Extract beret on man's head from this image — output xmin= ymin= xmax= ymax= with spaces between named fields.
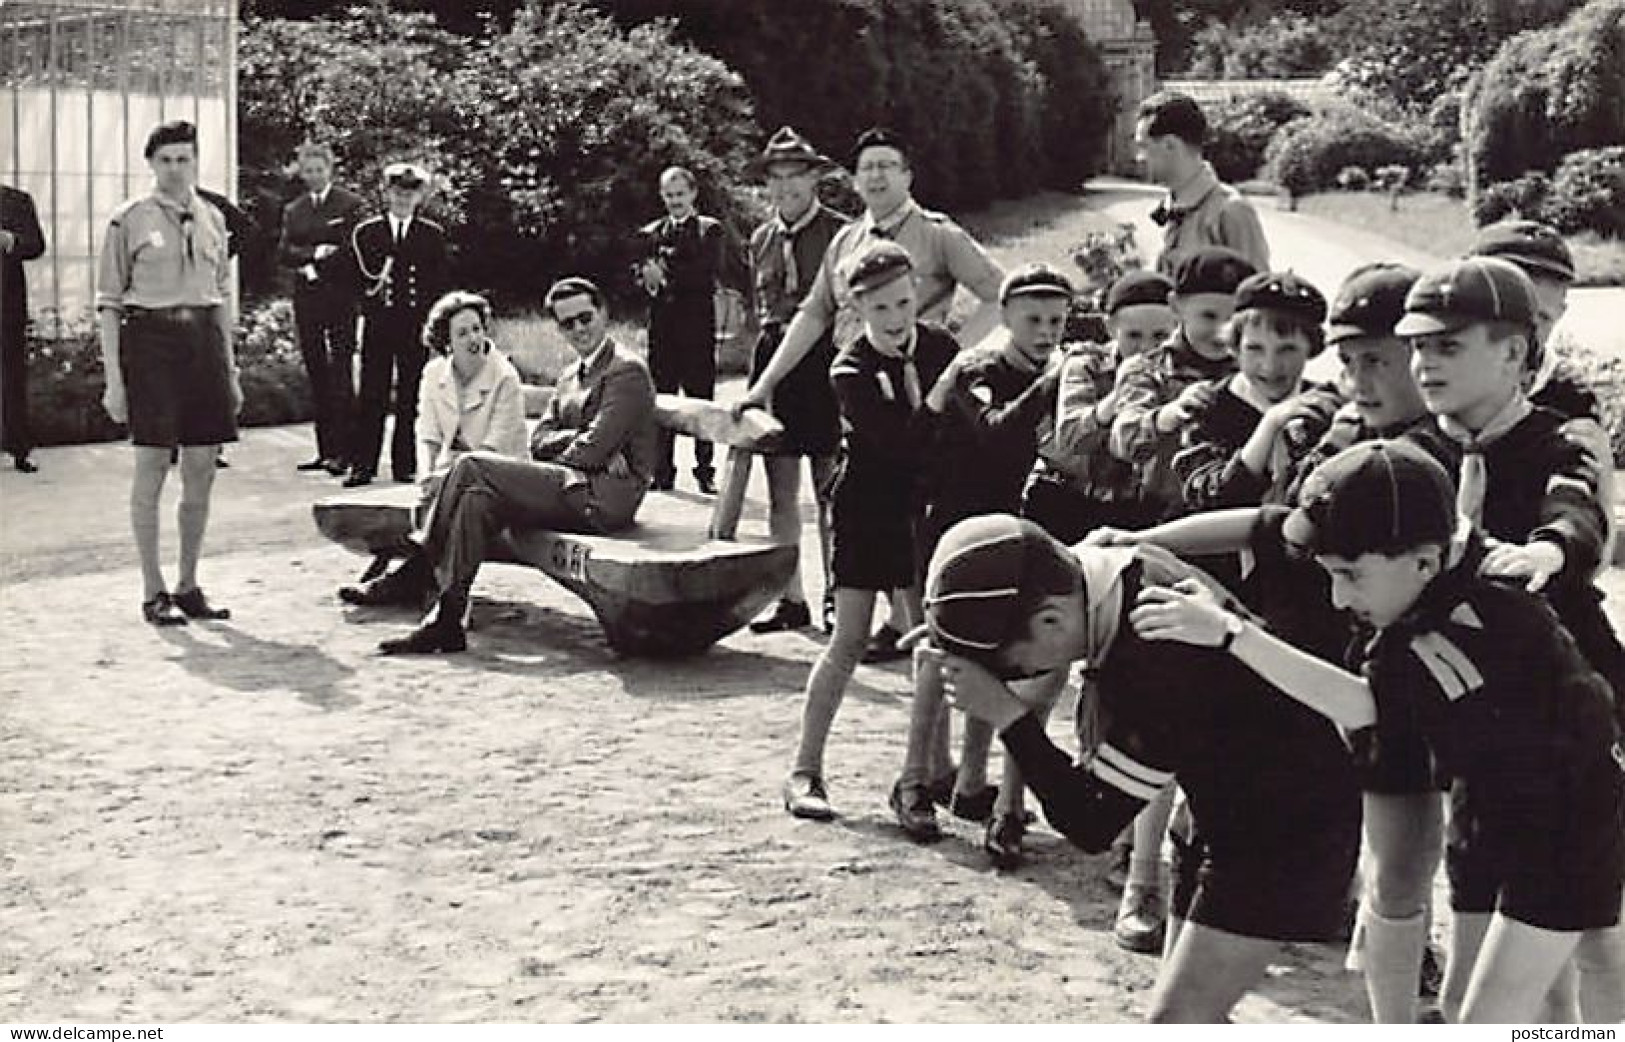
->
xmin=1168 ymin=247 xmax=1257 ymax=298
xmin=1234 ymin=271 xmax=1328 ymax=324
xmin=143 ymin=120 xmax=197 ymax=159
xmin=1000 ymin=262 xmax=1075 ymax=305
xmin=851 ymin=127 xmax=909 ymax=167
xmin=1104 ymin=270 xmax=1174 ymax=314
xmin=844 ymin=239 xmax=915 ymax=296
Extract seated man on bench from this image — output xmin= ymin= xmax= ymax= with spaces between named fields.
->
xmin=377 ymin=276 xmax=658 ymax=655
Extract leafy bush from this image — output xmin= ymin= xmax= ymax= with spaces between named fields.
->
xmin=1463 ymin=0 xmax=1625 ymax=196
xmin=1470 ymin=171 xmax=1554 ymax=225
xmin=1549 ymin=331 xmax=1625 ymax=465
xmin=1204 ymin=91 xmax=1313 ymax=185
xmin=25 ymin=302 xmax=310 ymax=447
xmin=1543 ymin=146 xmax=1625 ymax=238
xmin=1426 ymin=160 xmax=1468 ymax=198
xmin=1336 ymin=167 xmax=1371 ymax=191
xmin=1184 ymin=14 xmax=1337 ymax=78
xmin=1263 ymin=105 xmax=1427 ymax=198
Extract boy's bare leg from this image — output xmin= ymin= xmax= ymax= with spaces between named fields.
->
xmin=131 ymin=446 xmax=172 ymax=600
xmin=1576 ymin=922 xmax=1625 ymax=1023
xmin=1458 ymin=915 xmax=1583 ymax=1023
xmin=1149 ymin=920 xmax=1277 ymax=1023
xmin=791 ymin=588 xmax=878 ymax=779
xmin=1441 ymin=911 xmax=1492 ymax=1023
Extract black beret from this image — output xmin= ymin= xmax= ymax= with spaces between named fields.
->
xmin=1234 ymin=270 xmax=1328 ymax=324
xmin=143 ymin=120 xmax=197 ymax=159
xmin=852 ymin=127 xmax=909 ymax=167
xmin=1168 ymin=246 xmax=1257 ymax=298
xmin=1104 ymin=270 xmax=1175 ymax=314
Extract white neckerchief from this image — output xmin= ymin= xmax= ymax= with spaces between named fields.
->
xmin=774 ymin=203 xmax=819 ymax=298
xmin=1437 ymin=392 xmax=1532 ymax=529
xmin=1070 ymin=546 xmax=1137 ymax=753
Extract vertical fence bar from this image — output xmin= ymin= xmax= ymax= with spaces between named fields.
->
xmin=48 ymin=9 xmax=61 ymax=337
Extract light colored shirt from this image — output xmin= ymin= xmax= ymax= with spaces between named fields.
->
xmin=792 ymin=198 xmax=1003 ymax=351
xmin=96 ymin=190 xmax=230 ymax=311
xmin=1153 ymin=161 xmax=1271 ymax=274
xmin=414 ymin=346 xmax=527 ymax=479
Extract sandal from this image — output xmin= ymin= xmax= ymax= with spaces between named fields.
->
xmin=142 ymin=592 xmax=188 ymax=627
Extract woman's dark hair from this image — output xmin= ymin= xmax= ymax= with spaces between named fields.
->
xmin=421 ymin=290 xmax=492 ymax=354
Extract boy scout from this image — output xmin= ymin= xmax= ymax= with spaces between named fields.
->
xmin=96 ymin=120 xmax=240 ymax=626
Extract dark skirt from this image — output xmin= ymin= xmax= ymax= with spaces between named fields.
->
xmin=120 ymin=308 xmax=238 ymax=448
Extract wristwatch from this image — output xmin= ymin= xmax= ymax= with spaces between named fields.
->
xmin=1216 ymin=612 xmax=1245 ymax=653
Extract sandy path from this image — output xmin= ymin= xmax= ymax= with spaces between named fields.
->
xmin=1 ymin=534 xmax=1372 ymax=1023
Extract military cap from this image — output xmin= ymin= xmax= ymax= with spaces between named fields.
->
xmin=758 ymin=126 xmax=831 ymax=173
xmin=1284 ymin=439 xmax=1456 ymax=559
xmin=1168 ymin=246 xmax=1257 ymax=298
xmin=382 ymin=162 xmax=431 ymax=190
xmin=1326 ymin=263 xmax=1422 ymax=345
xmin=143 ymin=120 xmax=197 ymax=159
xmin=1000 ymin=262 xmax=1075 ymax=305
xmin=1104 ymin=270 xmax=1175 ymax=314
xmin=1234 ymin=270 xmax=1328 ymax=324
xmin=844 ymin=240 xmax=914 ymax=295
xmin=1467 ymin=219 xmax=1575 ymax=284
xmin=1394 ymin=256 xmax=1537 ymax=337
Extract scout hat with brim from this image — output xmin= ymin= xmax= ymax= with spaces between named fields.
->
xmin=756 ymin=126 xmax=832 ymax=174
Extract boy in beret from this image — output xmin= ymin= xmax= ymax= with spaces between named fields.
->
xmin=1102 ymin=245 xmax=1255 ymax=952
xmin=782 ymin=240 xmax=959 ymax=822
xmin=1127 ymin=440 xmax=1624 ymax=1023
xmin=1028 ymin=269 xmax=1175 ymax=547
xmin=1171 ymin=270 xmax=1340 ymax=511
xmin=910 ymin=512 xmax=1359 ymax=1022
xmin=890 ymin=262 xmax=1075 ymax=849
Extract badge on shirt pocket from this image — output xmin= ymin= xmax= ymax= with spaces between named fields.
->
xmin=876 ymin=371 xmax=896 ymax=401
xmin=147 ymin=229 xmax=166 ymax=250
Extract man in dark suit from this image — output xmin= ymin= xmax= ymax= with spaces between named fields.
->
xmin=377 ymin=277 xmax=657 ymax=655
xmin=279 ymin=143 xmax=366 ymax=476
xmin=636 ymin=165 xmax=732 ymax=494
xmin=348 ymin=162 xmax=449 ymax=487
xmin=1 ymin=182 xmax=46 ymax=473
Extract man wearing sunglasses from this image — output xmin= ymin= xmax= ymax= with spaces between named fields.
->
xmin=375 ymin=277 xmax=657 ymax=655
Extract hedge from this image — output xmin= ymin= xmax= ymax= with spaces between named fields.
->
xmin=1204 ymin=91 xmax=1313 ymax=185
xmin=1262 ymin=104 xmax=1427 ymax=198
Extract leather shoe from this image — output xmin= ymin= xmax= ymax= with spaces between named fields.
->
xmin=984 ymin=812 xmax=1027 ymax=871
xmin=1113 ymin=884 xmax=1166 ymax=954
xmin=296 ymin=458 xmax=329 ymax=472
xmin=323 ymin=459 xmax=348 ymax=477
xmin=889 ymin=780 xmax=942 ymax=842
xmin=339 ymin=556 xmax=432 ymax=608
xmin=694 ymin=471 xmax=717 ymax=495
xmin=379 ymin=618 xmax=467 ymax=655
xmin=782 ymin=773 xmax=835 ymax=821
xmin=141 ymin=591 xmax=188 ymax=627
xmin=13 ymin=456 xmax=37 ymax=473
xmin=343 ymin=470 xmax=374 ymax=488
xmin=172 ymin=586 xmax=230 ymax=620
xmin=862 ymin=624 xmax=908 ymax=664
xmin=750 ymin=599 xmax=812 ymax=634
xmin=947 ymin=785 xmax=999 ymax=823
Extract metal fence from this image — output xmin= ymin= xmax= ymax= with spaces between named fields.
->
xmin=1 ymin=0 xmax=237 ymax=339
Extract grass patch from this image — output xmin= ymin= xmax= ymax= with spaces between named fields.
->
xmin=491 ymin=312 xmax=647 ymax=386
xmin=1296 ymin=191 xmax=1624 ymax=286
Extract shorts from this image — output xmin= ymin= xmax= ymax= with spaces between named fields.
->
xmin=1349 ymin=720 xmax=1447 ymax=796
xmin=120 ymin=308 xmax=238 ymax=449
xmin=830 ymin=461 xmax=920 ymax=592
xmin=751 ymin=324 xmax=840 ymax=458
xmin=1445 ymin=754 xmax=1625 ymax=932
xmin=1170 ymin=774 xmax=1361 ymax=943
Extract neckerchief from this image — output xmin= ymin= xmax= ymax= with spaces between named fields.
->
xmin=773 ymin=203 xmax=819 ymax=299
xmin=872 ymin=327 xmax=923 ymax=409
xmin=1070 ymin=546 xmax=1137 ymax=752
xmin=1437 ymin=393 xmax=1531 ymax=528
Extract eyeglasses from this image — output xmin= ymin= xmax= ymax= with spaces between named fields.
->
xmin=855 ymin=160 xmax=906 ymax=175
xmin=556 ymin=311 xmax=596 ymax=330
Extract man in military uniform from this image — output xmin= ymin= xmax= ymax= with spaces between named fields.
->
xmin=744 ymin=127 xmax=849 ymax=634
xmin=1135 ymin=91 xmax=1271 ymax=274
xmin=1 ymin=181 xmax=45 ymax=473
xmin=740 ymin=126 xmax=1006 ymax=660
xmin=347 ymin=162 xmax=450 ymax=487
xmin=636 ymin=166 xmax=731 ymax=494
xmin=279 ymin=142 xmax=365 ymax=476
xmin=96 ymin=120 xmax=241 ymax=626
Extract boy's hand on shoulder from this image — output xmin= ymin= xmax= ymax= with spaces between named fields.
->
xmin=1082 ymin=526 xmax=1139 ymax=547
xmin=1480 ymin=539 xmax=1566 ymax=593
xmin=1130 ymin=577 xmax=1230 ymax=647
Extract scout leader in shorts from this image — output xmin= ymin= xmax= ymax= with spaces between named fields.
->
xmin=743 ymin=127 xmax=850 ymax=636
xmin=97 ymin=120 xmax=241 ymax=627
xmin=911 ymin=513 xmax=1359 ymax=1022
xmin=1130 ymin=440 xmax=1625 ymax=1024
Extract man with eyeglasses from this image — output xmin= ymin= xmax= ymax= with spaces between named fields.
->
xmin=374 ymin=277 xmax=657 ymax=655
xmin=740 ymin=126 xmax=1005 ymax=661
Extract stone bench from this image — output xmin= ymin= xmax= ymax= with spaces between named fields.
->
xmin=312 ymin=389 xmax=797 ymax=657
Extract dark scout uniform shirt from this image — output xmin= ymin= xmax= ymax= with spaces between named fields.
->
xmin=829 ymin=323 xmax=958 ymax=508
xmin=999 ymin=544 xmax=1358 ymax=855
xmin=1173 ymin=378 xmax=1340 ymax=510
xmin=927 ymin=344 xmax=1056 ymax=517
xmin=750 ymin=202 xmax=847 ymax=327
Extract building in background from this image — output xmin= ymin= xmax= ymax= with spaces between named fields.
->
xmin=1059 ymin=0 xmax=1158 ymax=175
xmin=1 ymin=0 xmax=238 ymax=339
